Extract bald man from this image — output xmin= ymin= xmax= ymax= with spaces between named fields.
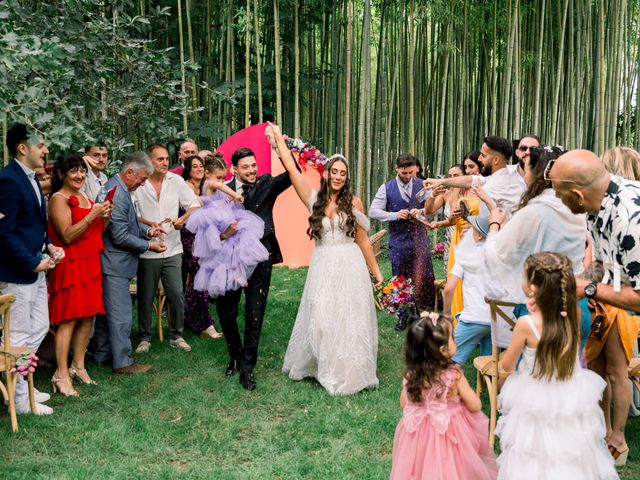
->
xmin=170 ymin=140 xmax=198 ymax=176
xmin=550 ymin=149 xmax=640 ymax=312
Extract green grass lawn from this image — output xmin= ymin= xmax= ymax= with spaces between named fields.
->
xmin=2 ymin=256 xmax=639 ymax=479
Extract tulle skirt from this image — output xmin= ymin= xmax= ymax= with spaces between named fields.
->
xmin=187 ymin=197 xmax=268 ymax=297
xmin=496 ymin=367 xmax=618 ymax=480
xmin=390 ymin=399 xmax=497 ymax=480
xmin=282 ymin=242 xmax=378 ymax=395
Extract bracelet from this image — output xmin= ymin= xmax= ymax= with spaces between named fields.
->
xmin=489 ymin=221 xmax=501 ymax=230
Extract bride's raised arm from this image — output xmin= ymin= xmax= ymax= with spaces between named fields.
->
xmin=265 ymin=122 xmax=313 ymax=206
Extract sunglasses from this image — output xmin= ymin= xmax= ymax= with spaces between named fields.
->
xmin=542 ymin=158 xmax=556 ymax=181
xmin=543 ymin=158 xmax=583 ymax=185
xmin=518 ymin=145 xmax=537 ymax=152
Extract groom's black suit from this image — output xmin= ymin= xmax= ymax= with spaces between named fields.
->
xmin=218 ymin=172 xmax=292 ymax=375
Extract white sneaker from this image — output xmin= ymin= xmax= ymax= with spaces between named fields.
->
xmin=135 ymin=340 xmax=151 ymax=353
xmin=15 ymin=401 xmax=53 ymax=416
xmin=169 ymin=337 xmax=191 ymax=352
xmin=34 ymin=389 xmax=51 ymax=403
xmin=4 ymin=389 xmax=50 ymax=406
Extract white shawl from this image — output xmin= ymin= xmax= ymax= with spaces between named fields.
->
xmin=455 ymin=189 xmax=587 ymax=304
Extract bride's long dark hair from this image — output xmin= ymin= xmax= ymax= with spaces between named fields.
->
xmin=307 ymin=156 xmax=357 ymax=240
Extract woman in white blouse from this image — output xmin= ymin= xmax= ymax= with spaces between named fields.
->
xmin=455 ymin=146 xmax=587 ymax=305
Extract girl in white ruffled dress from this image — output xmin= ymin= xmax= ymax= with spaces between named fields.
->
xmin=497 ymin=252 xmax=618 ymax=480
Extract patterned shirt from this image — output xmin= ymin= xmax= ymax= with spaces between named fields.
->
xmin=589 ymin=174 xmax=640 ymax=291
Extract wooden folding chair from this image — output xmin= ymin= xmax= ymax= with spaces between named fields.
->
xmin=368 ymin=229 xmax=387 ymax=258
xmin=473 ymin=297 xmax=517 ymax=448
xmin=129 ymin=284 xmax=170 ymax=342
xmin=628 ymin=327 xmax=640 ymax=395
xmin=0 ymin=294 xmax=37 ymax=432
xmin=369 ymin=230 xmax=387 ymax=310
xmin=434 ymin=279 xmax=446 ymax=312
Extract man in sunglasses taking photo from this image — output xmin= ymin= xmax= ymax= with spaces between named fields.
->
xmin=508 ymin=134 xmax=541 ymax=190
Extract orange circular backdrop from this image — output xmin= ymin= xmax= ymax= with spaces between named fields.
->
xmin=272 ymin=149 xmax=321 ymax=268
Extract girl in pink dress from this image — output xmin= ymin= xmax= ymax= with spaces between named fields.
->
xmin=390 ymin=312 xmax=497 ymax=480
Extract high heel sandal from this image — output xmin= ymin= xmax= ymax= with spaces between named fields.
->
xmin=608 ymin=444 xmax=629 ymax=466
xmin=69 ymin=365 xmax=97 ymax=385
xmin=200 ymin=326 xmax=223 ymax=340
xmin=51 ymin=373 xmax=79 ymax=397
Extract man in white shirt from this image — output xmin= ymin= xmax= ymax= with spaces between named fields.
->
xmin=81 ymin=145 xmax=109 ymax=201
xmin=423 ymin=135 xmax=526 ymax=217
xmin=134 ymin=144 xmax=200 ymax=353
xmin=507 ymin=134 xmax=541 ymax=191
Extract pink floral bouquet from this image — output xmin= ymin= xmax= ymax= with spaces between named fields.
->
xmin=10 ymin=352 xmax=38 ymax=377
xmin=377 ymin=275 xmax=415 ymax=317
xmin=431 ymin=242 xmax=446 ymax=258
xmin=283 ymin=135 xmax=328 ymax=174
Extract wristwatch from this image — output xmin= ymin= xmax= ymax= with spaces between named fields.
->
xmin=584 ymin=281 xmax=598 ymax=300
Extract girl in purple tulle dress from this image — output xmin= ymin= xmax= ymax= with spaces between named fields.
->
xmin=390 ymin=312 xmax=497 ymax=480
xmin=186 ymin=156 xmax=269 ymax=297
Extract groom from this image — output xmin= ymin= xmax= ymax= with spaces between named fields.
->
xmin=369 ymin=153 xmax=436 ymax=331
xmin=217 ymin=147 xmax=292 ymax=390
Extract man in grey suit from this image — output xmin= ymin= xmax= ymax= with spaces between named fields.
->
xmin=91 ymin=152 xmax=167 ymax=374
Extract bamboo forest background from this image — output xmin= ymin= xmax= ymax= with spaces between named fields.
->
xmin=1 ymin=0 xmax=640 ymax=202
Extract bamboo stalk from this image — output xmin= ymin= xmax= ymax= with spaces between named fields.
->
xmin=185 ymin=0 xmax=197 ymax=121
xmin=253 ymin=0 xmax=263 ymax=124
xmin=245 ymin=0 xmax=251 ymax=127
xmin=273 ymin=0 xmax=282 ymax=125
xmin=294 ymin=0 xmax=300 ymax=137
xmin=345 ymin=0 xmax=353 ymax=154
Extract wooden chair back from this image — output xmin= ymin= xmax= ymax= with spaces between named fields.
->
xmin=368 ymin=229 xmax=387 ymax=258
xmin=473 ymin=297 xmax=517 ymax=448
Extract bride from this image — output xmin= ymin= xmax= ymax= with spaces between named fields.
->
xmin=266 ymin=123 xmax=384 ymax=395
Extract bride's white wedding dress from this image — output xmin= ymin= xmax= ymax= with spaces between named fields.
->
xmin=282 ymin=191 xmax=379 ymax=395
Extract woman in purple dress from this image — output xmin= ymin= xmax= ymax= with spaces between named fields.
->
xmin=181 ymin=154 xmax=222 ymax=339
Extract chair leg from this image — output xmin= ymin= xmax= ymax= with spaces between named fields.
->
xmin=27 ymin=373 xmax=37 ymax=413
xmin=486 ymin=376 xmax=497 ymax=449
xmin=7 ymin=369 xmax=18 ymax=433
xmin=476 ymin=370 xmax=483 ymax=395
xmin=155 ymin=292 xmax=165 ymax=342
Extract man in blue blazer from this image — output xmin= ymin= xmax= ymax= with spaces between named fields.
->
xmin=0 ymin=123 xmax=65 ymax=415
xmin=91 ymin=151 xmax=166 ymax=374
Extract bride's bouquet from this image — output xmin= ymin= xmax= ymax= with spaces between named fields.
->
xmin=376 ymin=275 xmax=415 ymax=317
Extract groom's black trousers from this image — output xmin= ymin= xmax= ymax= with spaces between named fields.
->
xmin=215 ymin=256 xmax=274 ymax=373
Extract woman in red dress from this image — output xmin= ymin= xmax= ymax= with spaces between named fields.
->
xmin=48 ymin=154 xmax=112 ymax=396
